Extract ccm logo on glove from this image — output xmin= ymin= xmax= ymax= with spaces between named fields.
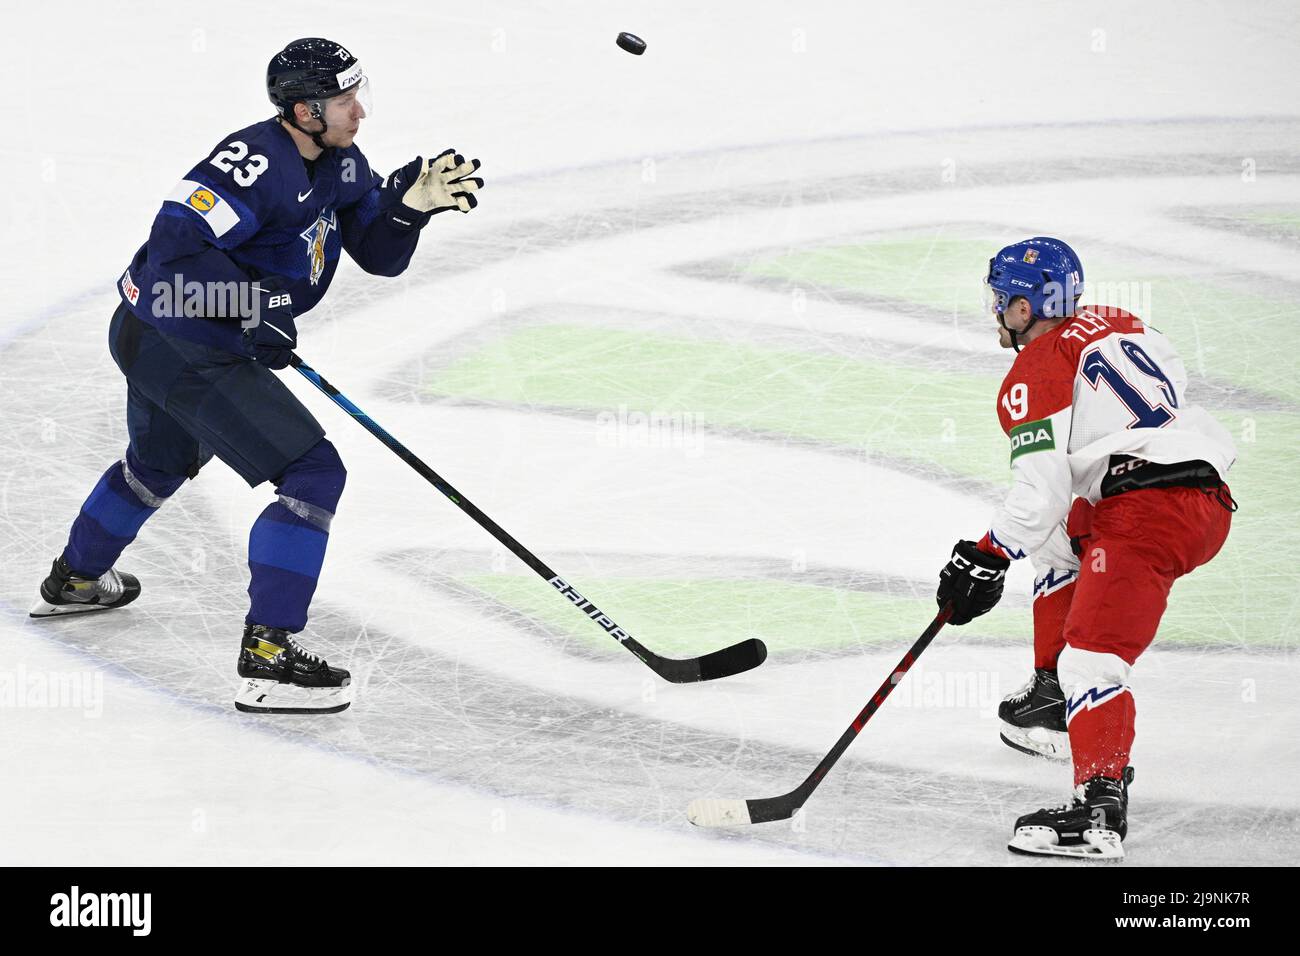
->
xmin=936 ymin=539 xmax=1011 ymax=626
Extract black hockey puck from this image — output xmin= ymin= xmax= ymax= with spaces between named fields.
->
xmin=616 ymin=32 xmax=646 ymax=55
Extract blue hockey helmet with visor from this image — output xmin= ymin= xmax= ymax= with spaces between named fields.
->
xmin=267 ymin=38 xmax=372 ymax=148
xmin=984 ymin=237 xmax=1084 ymax=351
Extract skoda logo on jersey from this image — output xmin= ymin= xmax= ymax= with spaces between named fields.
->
xmin=300 ymin=210 xmax=337 ymax=286
xmin=1008 ymin=417 xmax=1055 ymax=462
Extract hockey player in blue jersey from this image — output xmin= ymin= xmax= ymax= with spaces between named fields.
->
xmin=30 ymin=38 xmax=483 ymax=714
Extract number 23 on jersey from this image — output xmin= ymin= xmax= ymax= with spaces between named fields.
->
xmin=210 ymin=141 xmax=269 ymax=187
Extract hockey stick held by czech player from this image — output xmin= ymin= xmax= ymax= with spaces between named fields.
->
xmin=287 ymin=353 xmax=768 ymax=683
xmin=687 ymin=605 xmax=952 ymax=826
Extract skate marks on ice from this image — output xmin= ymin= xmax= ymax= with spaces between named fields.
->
xmin=23 ymin=579 xmax=1300 ymax=866
xmin=378 ymin=301 xmax=1014 ymax=382
xmin=1177 ymin=204 xmax=1300 ymax=248
xmin=3 ymin=381 xmax=1294 ymax=866
xmin=314 ymin=117 xmax=1300 ymax=351
xmin=4 ymin=115 xmax=1299 ymax=863
xmin=398 ymin=545 xmax=1036 ymax=668
xmin=376 ymin=304 xmax=1009 ymax=502
xmin=402 ymin=394 xmax=1004 ymax=503
xmin=678 ymin=250 xmax=1300 ymax=417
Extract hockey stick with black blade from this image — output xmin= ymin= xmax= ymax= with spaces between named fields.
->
xmin=289 ymin=354 xmax=767 ymax=683
xmin=687 ymin=605 xmax=952 ymax=825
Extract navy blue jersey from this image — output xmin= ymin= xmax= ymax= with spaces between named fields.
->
xmin=118 ymin=118 xmax=419 ymax=352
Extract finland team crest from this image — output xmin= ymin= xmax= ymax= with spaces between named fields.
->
xmin=300 ymin=210 xmax=337 ymax=285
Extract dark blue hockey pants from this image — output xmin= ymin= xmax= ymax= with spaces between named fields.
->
xmin=60 ymin=304 xmax=346 ymax=632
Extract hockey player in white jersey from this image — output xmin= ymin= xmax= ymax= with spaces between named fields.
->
xmin=934 ymin=237 xmax=1237 ymax=858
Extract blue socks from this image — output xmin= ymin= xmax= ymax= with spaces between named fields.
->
xmin=62 ymin=439 xmax=346 ymax=634
xmin=63 ymin=448 xmax=185 ymax=577
xmin=246 ymin=440 xmax=346 ymax=632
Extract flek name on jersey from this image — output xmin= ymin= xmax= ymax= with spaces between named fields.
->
xmin=300 ymin=210 xmax=337 ymax=286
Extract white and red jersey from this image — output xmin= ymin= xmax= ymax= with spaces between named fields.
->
xmin=981 ymin=306 xmax=1236 ymax=561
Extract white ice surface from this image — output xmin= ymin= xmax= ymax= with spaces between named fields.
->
xmin=2 ymin=1 xmax=1298 ymax=865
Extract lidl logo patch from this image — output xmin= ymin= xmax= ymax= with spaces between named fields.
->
xmin=187 ymin=188 xmax=218 ymax=214
xmin=1009 ymin=417 xmax=1055 ymax=462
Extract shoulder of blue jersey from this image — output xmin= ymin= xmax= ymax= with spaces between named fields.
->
xmin=162 ymin=120 xmax=379 ymax=243
xmin=162 ymin=120 xmax=295 ymax=239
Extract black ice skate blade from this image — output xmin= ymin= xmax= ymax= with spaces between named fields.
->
xmin=999 ymin=731 xmax=1064 ymax=760
xmin=234 ymin=701 xmax=351 ymax=715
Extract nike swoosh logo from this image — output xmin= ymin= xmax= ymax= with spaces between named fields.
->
xmin=298 ymin=189 xmax=314 ymax=202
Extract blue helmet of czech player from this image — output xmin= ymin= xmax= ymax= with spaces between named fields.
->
xmin=985 ymin=237 xmax=1084 ymax=351
xmin=267 ymin=38 xmax=371 ymax=149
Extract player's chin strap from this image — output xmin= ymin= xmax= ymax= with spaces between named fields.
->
xmin=280 ymin=109 xmax=331 ymax=151
xmin=998 ymin=311 xmax=1041 ymax=353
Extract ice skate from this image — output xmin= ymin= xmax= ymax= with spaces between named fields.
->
xmin=1008 ymin=766 xmax=1134 ymax=860
xmin=999 ymin=667 xmax=1069 ymax=760
xmin=234 ymin=624 xmax=353 ymax=714
xmin=29 ymin=555 xmax=141 ymax=618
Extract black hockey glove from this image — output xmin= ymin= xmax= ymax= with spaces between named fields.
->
xmin=381 ymin=150 xmax=483 ymax=230
xmin=936 ymin=540 xmax=1010 ymax=626
xmin=242 ymin=278 xmax=297 ymax=370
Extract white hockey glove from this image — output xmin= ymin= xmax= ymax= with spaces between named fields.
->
xmin=384 ymin=149 xmax=482 ymax=229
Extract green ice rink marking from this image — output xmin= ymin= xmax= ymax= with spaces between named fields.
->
xmin=463 ymin=575 xmax=1032 ymax=657
xmin=1241 ymin=209 xmax=1300 ymax=231
xmin=1229 ymin=209 xmax=1300 ymax=246
xmin=460 ymin=553 xmax=1284 ymax=656
xmin=745 ymin=236 xmax=991 ymax=322
xmin=427 ymin=324 xmax=1010 ymax=483
xmin=459 ymin=407 xmax=1287 ymax=655
xmin=426 ymin=228 xmax=1296 ymax=650
xmin=744 ymin=235 xmax=1299 ymax=404
xmin=736 ymin=229 xmax=1295 ymax=646
xmin=452 ymin=411 xmax=1290 ymax=656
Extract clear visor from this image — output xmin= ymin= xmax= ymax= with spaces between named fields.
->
xmin=983 ymin=276 xmax=1009 ymax=316
xmin=309 ymin=75 xmax=373 ymax=125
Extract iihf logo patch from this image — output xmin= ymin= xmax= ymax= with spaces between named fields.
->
xmin=300 ymin=210 xmax=337 ymax=286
